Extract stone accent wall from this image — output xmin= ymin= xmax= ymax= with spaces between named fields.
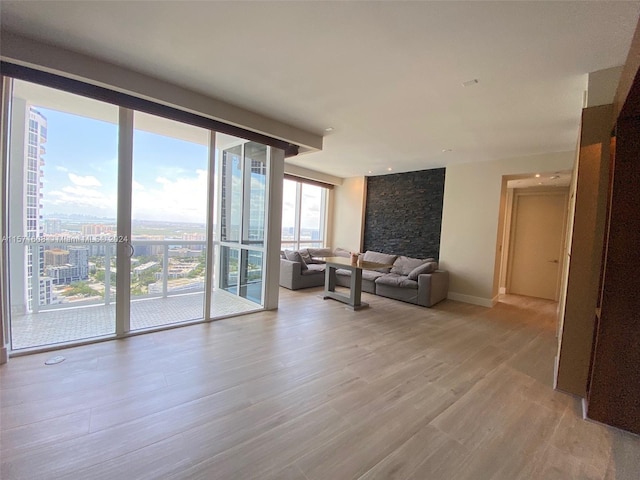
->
xmin=363 ymin=168 xmax=445 ymax=259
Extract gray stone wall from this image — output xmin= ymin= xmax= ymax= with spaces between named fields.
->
xmin=363 ymin=168 xmax=445 ymax=259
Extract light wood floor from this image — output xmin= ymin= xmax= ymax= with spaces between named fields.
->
xmin=1 ymin=288 xmax=638 ymax=479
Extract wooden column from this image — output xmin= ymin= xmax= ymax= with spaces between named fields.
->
xmin=586 ymin=113 xmax=640 ymax=434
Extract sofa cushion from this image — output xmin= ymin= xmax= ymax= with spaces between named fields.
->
xmin=363 ymin=251 xmax=397 ymax=273
xmin=407 ymin=261 xmax=438 ymax=280
xmin=284 ymin=250 xmax=308 ymax=270
xmin=307 ymin=247 xmax=333 ymax=261
xmin=376 ymin=273 xmax=418 ymax=289
xmin=301 ymin=263 xmax=325 ymax=275
xmin=390 ymin=256 xmax=431 ymax=276
xmin=306 ymin=247 xmax=327 ymax=257
xmin=298 ymin=248 xmax=313 ymax=264
xmin=334 ymin=247 xmax=351 ymax=258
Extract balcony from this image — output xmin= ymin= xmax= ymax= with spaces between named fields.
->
xmin=10 ymin=239 xmax=262 ymax=350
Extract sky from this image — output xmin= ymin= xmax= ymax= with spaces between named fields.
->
xmin=31 ymin=98 xmax=320 ymax=231
xmin=38 ymin=106 xmax=209 ymax=224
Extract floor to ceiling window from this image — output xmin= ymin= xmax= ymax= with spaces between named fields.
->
xmin=217 ymin=136 xmax=268 ymax=308
xmin=2 ymin=77 xmax=279 ymax=352
xmin=130 ymin=112 xmax=209 ymax=330
xmin=7 ymin=80 xmax=119 ymax=349
xmin=281 ymin=178 xmax=328 ymax=250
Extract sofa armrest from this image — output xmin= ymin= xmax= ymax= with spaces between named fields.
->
xmin=417 ymin=270 xmax=449 ymax=307
xmin=279 ymin=258 xmax=302 ymax=290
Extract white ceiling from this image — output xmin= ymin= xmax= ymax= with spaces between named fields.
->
xmin=506 ymin=171 xmax=572 ymax=189
xmin=1 ymin=1 xmax=639 ymax=178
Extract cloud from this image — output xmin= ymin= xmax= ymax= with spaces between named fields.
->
xmin=69 ymin=173 xmax=102 ymax=187
xmin=55 ymin=166 xmax=69 ymax=172
xmin=132 ymin=169 xmax=208 ymax=223
xmin=47 ymin=186 xmax=117 ymax=213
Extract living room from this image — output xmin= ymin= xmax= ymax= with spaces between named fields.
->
xmin=1 ymin=2 xmax=639 ymax=479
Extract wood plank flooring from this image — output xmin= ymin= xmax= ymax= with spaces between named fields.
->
xmin=1 ymin=288 xmax=638 ymax=479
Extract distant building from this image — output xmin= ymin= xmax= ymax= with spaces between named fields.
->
xmin=44 ymin=248 xmax=69 ymax=266
xmin=45 ymin=264 xmax=83 ymax=285
xmin=44 ymin=219 xmax=62 ymax=234
xmin=133 ymin=261 xmax=158 ymax=276
xmin=68 ymin=246 xmax=89 ymax=279
xmin=82 ymin=224 xmax=112 ymax=235
xmin=44 ymin=246 xmax=89 ymax=284
xmin=38 ymin=277 xmax=55 ymax=305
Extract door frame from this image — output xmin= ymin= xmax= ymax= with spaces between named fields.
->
xmin=505 ymin=187 xmax=569 ymax=300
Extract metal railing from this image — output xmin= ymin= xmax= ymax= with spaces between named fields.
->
xmin=27 ymin=239 xmax=211 ymax=313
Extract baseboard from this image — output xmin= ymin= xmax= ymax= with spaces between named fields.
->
xmin=446 ymin=292 xmax=494 ymax=308
xmin=0 ymin=345 xmax=8 ymax=365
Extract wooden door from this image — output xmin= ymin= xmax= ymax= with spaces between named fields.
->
xmin=507 ymin=191 xmax=568 ymax=300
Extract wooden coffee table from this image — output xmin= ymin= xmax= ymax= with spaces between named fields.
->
xmin=321 ymin=256 xmax=391 ymax=310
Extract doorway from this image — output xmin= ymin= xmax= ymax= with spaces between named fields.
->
xmin=505 ymin=189 xmax=568 ymax=300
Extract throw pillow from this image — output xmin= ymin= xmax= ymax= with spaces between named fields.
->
xmin=391 ymin=256 xmax=428 ymax=276
xmin=284 ymin=250 xmax=308 ymax=270
xmin=307 ymin=247 xmax=333 ymax=262
xmin=298 ymin=249 xmax=313 ymax=264
xmin=407 ymin=261 xmax=438 ymax=280
xmin=363 ymin=250 xmax=397 ymax=273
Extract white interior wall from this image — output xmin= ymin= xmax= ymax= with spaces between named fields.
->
xmin=439 ymin=151 xmax=575 ymax=307
xmin=330 ymin=177 xmax=366 ymax=252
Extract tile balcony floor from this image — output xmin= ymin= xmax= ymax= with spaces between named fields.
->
xmin=10 ymin=290 xmax=261 ymax=350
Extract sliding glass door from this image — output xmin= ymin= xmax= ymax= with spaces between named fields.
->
xmin=130 ymin=112 xmax=209 ymax=330
xmin=3 ymin=79 xmax=276 ymax=352
xmin=7 ymin=79 xmax=119 ymax=349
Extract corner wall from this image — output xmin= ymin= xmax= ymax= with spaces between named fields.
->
xmin=439 ymin=151 xmax=574 ymax=307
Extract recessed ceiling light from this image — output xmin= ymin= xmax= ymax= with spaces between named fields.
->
xmin=368 ymin=170 xmax=372 ymax=174
xmin=442 ymin=148 xmax=452 ymax=153
xmin=538 ymin=182 xmax=543 ymax=185
xmin=462 ymin=79 xmax=479 ymax=87
xmin=535 ymin=174 xmax=541 ymax=178
xmin=324 ymin=127 xmax=334 ymax=132
xmin=387 ymin=167 xmax=392 ymax=171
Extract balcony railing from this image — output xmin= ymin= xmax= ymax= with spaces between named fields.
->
xmin=27 ymin=239 xmax=211 ymax=313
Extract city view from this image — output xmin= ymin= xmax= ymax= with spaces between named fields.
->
xmin=32 ymin=215 xmax=207 ymax=306
xmin=6 ymin=78 xmax=325 ymax=349
xmin=6 ymin=79 xmax=276 ymax=349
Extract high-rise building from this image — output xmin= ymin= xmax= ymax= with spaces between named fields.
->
xmin=68 ymin=246 xmax=89 ymax=280
xmin=82 ymin=224 xmax=112 ymax=235
xmin=27 ymin=109 xmax=46 ymax=306
xmin=44 ymin=248 xmax=69 ymax=266
xmin=44 ymin=218 xmax=62 ymax=234
xmin=8 ymin=101 xmax=54 ymax=312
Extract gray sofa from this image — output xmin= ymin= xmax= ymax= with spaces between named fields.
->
xmin=335 ymin=251 xmax=449 ymax=307
xmin=279 ymin=248 xmax=448 ymax=308
xmin=278 ymin=247 xmax=340 ymax=291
